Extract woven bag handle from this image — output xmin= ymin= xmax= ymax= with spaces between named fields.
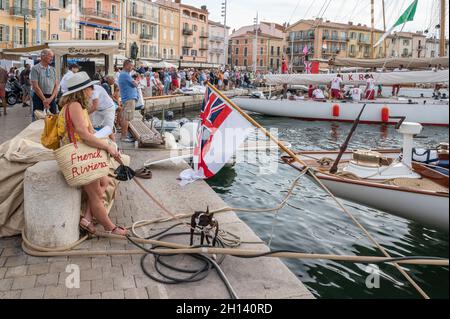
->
xmin=65 ymin=105 xmax=78 ymax=148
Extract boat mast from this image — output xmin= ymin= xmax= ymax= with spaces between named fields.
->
xmin=371 ymin=0 xmax=375 ymax=58
xmin=439 ymin=0 xmax=446 ymax=56
xmin=382 ymin=0 xmax=387 ymax=58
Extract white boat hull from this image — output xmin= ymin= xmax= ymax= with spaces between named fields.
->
xmin=233 ymin=98 xmax=449 ymax=126
xmin=315 ymin=175 xmax=449 ymax=232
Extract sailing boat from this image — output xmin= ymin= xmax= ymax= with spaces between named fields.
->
xmin=233 ymin=0 xmax=449 ymax=126
xmin=283 ymin=121 xmax=449 ymax=232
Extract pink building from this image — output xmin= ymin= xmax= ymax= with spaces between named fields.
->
xmin=77 ymin=0 xmax=121 ymax=41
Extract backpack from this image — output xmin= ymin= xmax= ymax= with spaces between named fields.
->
xmin=41 ymin=111 xmax=60 ymax=150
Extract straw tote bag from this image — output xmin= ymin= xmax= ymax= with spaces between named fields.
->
xmin=54 ymin=107 xmax=110 ymax=187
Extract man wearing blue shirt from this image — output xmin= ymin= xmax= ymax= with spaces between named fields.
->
xmin=118 ymin=60 xmax=138 ymax=143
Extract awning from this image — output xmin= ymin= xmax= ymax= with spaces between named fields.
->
xmin=77 ymin=21 xmax=121 ymax=32
xmin=47 ymin=40 xmax=120 ymax=56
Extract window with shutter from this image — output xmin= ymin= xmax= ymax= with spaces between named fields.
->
xmin=32 ymin=29 xmax=35 ymax=45
xmin=5 ymin=25 xmax=9 ymax=43
xmin=13 ymin=26 xmax=17 ymax=47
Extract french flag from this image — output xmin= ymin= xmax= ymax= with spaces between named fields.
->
xmin=180 ymin=85 xmax=253 ymax=183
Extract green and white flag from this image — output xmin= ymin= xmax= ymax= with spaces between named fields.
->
xmin=374 ymin=0 xmax=418 ymax=47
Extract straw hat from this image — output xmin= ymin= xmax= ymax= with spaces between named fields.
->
xmin=62 ymin=71 xmax=99 ymax=96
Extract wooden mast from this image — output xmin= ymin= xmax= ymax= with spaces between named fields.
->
xmin=382 ymin=0 xmax=387 ymax=58
xmin=371 ymin=0 xmax=375 ymax=58
xmin=439 ymin=0 xmax=446 ymax=56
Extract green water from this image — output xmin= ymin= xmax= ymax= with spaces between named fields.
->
xmin=204 ymin=115 xmax=449 ymax=299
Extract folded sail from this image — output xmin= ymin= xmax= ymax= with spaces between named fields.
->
xmin=264 ymin=70 xmax=449 ymax=86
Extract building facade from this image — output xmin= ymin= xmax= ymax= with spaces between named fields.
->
xmin=180 ymin=3 xmax=208 ymax=63
xmin=347 ymin=22 xmax=385 ymax=59
xmin=76 ymin=0 xmax=121 ymax=41
xmin=157 ymin=0 xmax=180 ymax=62
xmin=0 ymin=0 xmax=49 ymax=49
xmin=229 ymin=22 xmax=285 ymax=72
xmin=125 ymin=0 xmax=159 ymax=61
xmin=208 ymin=20 xmax=229 ymax=65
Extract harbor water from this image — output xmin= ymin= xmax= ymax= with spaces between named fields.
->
xmin=202 ymin=114 xmax=449 ymax=299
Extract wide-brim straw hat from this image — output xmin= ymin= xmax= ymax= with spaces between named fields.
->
xmin=62 ymin=71 xmax=99 ymax=96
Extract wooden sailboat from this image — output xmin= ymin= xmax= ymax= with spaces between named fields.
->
xmin=282 ymin=122 xmax=449 ymax=231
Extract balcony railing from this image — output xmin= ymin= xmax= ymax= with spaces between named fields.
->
xmin=210 ymin=35 xmax=224 ymax=42
xmin=182 ymin=41 xmax=193 ymax=48
xmin=358 ymin=38 xmax=369 ymax=44
xmin=10 ymin=7 xmax=35 ymax=17
xmin=140 ymin=33 xmax=153 ymax=40
xmin=130 ymin=10 xmax=158 ymax=23
xmin=210 ymin=48 xmax=224 ymax=54
xmin=323 ymin=35 xmax=347 ymax=42
xmin=81 ymin=8 xmax=118 ymax=21
xmin=182 ymin=28 xmax=193 ymax=36
xmin=199 ymin=44 xmax=208 ymax=50
xmin=199 ymin=32 xmax=209 ymax=38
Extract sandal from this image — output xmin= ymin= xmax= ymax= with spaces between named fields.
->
xmin=135 ymin=167 xmax=152 ymax=179
xmin=80 ymin=217 xmax=96 ymax=234
xmin=105 ymin=226 xmax=128 ymax=236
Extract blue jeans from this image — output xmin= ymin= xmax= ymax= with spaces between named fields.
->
xmin=32 ymin=93 xmax=57 ymax=121
xmin=164 ymin=81 xmax=171 ymax=95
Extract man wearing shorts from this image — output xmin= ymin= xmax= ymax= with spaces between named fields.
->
xmin=0 ymin=66 xmax=8 ymax=116
xmin=118 ymin=60 xmax=138 ymax=143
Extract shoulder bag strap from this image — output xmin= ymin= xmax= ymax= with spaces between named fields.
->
xmin=65 ymin=105 xmax=78 ymax=148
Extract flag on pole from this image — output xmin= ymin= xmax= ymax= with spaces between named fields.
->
xmin=374 ymin=0 xmax=418 ymax=47
xmin=179 ymin=85 xmax=254 ymax=185
xmin=303 ymin=45 xmax=309 ymax=55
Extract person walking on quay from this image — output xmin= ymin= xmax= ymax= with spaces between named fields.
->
xmin=57 ymin=72 xmax=127 ymax=236
xmin=30 ymin=49 xmax=59 ymax=120
xmin=19 ymin=64 xmax=32 ymax=107
xmin=118 ymin=59 xmax=139 ymax=143
xmin=0 ymin=65 xmax=8 ymax=116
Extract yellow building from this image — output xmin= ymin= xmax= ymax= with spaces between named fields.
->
xmin=347 ymin=22 xmax=385 ymax=59
xmin=0 ymin=0 xmax=49 ymax=49
xmin=157 ymin=0 xmax=180 ymax=63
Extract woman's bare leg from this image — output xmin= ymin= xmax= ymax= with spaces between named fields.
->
xmin=83 ymin=180 xmax=115 ymax=231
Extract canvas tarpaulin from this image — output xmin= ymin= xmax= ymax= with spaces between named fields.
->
xmin=0 ymin=121 xmax=128 ymax=238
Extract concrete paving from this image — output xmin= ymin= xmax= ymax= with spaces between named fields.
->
xmin=0 ymin=105 xmax=314 ymax=299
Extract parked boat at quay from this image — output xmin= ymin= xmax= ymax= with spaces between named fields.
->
xmin=233 ymin=70 xmax=449 ymax=126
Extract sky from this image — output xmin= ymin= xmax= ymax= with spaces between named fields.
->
xmin=182 ymin=0 xmax=449 ymax=37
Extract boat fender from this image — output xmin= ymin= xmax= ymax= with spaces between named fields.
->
xmin=381 ymin=106 xmax=389 ymax=122
xmin=332 ymin=104 xmax=340 ymax=117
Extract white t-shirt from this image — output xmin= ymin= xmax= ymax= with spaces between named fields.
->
xmin=331 ymin=77 xmax=342 ymax=90
xmin=351 ymin=87 xmax=362 ymax=101
xmin=91 ymin=84 xmax=115 ymax=111
xmin=312 ymin=89 xmax=325 ymax=99
xmin=60 ymin=70 xmax=74 ymax=94
xmin=224 ymin=71 xmax=229 ymax=80
xmin=366 ymin=78 xmax=375 ymax=91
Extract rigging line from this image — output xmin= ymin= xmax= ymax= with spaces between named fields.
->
xmin=315 ymin=0 xmax=329 ymax=19
xmin=303 ymin=0 xmax=316 ymax=20
xmin=347 ymin=0 xmax=363 ymax=22
xmin=288 ymin=0 xmax=302 ymax=24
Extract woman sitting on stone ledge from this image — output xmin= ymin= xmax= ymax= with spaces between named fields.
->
xmin=57 ymin=72 xmax=128 ymax=236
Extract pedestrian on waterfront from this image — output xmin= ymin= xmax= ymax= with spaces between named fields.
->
xmin=163 ymin=69 xmax=172 ymax=94
xmin=171 ymin=68 xmax=179 ymax=91
xmin=19 ymin=64 xmax=32 ymax=107
xmin=364 ymin=74 xmax=376 ymax=100
xmin=118 ymin=59 xmax=139 ymax=143
xmin=0 ymin=65 xmax=8 ymax=116
xmin=330 ymin=74 xmax=343 ymax=99
xmin=392 ymin=64 xmax=407 ymax=96
xmin=30 ymin=49 xmax=59 ymax=120
xmin=57 ymin=71 xmax=127 ymax=236
xmin=60 ymin=63 xmax=81 ymax=95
